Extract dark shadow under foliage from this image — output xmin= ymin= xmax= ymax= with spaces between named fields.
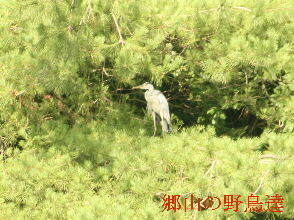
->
xmin=123 ymin=75 xmax=268 ymax=138
xmin=217 ymin=108 xmax=267 ymax=138
xmin=250 ymin=212 xmax=292 ymax=220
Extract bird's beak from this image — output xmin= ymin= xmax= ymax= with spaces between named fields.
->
xmin=132 ymin=85 xmax=142 ymax=89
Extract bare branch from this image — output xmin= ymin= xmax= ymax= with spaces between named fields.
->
xmin=232 ymin=6 xmax=252 ymax=12
xmin=102 ymin=67 xmax=113 ymax=77
xmin=253 ymin=170 xmax=270 ymax=194
xmin=111 ymin=13 xmax=126 ymax=45
xmin=245 ymin=72 xmax=248 ymax=84
xmin=71 ymin=0 xmax=75 ymax=9
xmin=204 ymin=160 xmax=218 ymax=177
xmin=254 ymin=157 xmax=284 ymax=194
xmin=260 ymin=154 xmax=290 ymax=161
xmin=198 ymin=8 xmax=219 ymax=14
xmin=79 ymin=0 xmax=94 ymax=25
xmin=15 ymin=90 xmax=26 ymax=97
xmin=198 ymin=6 xmax=252 ymax=14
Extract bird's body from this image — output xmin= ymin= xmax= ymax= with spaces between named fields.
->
xmin=133 ymin=82 xmax=172 ymax=135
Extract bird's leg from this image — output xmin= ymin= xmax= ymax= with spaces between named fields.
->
xmin=160 ymin=117 xmax=165 ymax=136
xmin=152 ymin=112 xmax=157 ymax=136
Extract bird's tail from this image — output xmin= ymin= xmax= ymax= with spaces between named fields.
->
xmin=162 ymin=119 xmax=172 ymax=133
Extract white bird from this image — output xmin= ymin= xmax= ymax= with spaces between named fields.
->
xmin=133 ymin=82 xmax=172 ymax=136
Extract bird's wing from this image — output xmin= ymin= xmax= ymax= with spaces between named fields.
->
xmin=145 ymin=90 xmax=171 ymax=122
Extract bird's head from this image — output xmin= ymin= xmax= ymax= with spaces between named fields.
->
xmin=132 ymin=82 xmax=154 ymax=90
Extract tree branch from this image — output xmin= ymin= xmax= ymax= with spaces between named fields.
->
xmin=79 ymin=0 xmax=94 ymax=25
xmin=204 ymin=160 xmax=218 ymax=177
xmin=232 ymin=6 xmax=252 ymax=12
xmin=111 ymin=13 xmax=126 ymax=45
xmin=253 ymin=170 xmax=270 ymax=194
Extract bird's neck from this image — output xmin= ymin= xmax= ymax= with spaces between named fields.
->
xmin=146 ymin=88 xmax=154 ymax=92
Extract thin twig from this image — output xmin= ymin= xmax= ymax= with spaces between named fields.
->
xmin=254 ymin=157 xmax=283 ymax=194
xmin=245 ymin=72 xmax=248 ymax=84
xmin=232 ymin=6 xmax=252 ymax=12
xmin=261 ymin=154 xmax=279 ymax=160
xmin=79 ymin=0 xmax=94 ymax=25
xmin=260 ymin=154 xmax=290 ymax=161
xmin=86 ymin=1 xmax=94 ymax=21
xmin=102 ymin=67 xmax=112 ymax=77
xmin=198 ymin=6 xmax=252 ymax=14
xmin=204 ymin=160 xmax=217 ymax=176
xmin=111 ymin=13 xmax=126 ymax=45
xmin=253 ymin=170 xmax=270 ymax=194
xmin=198 ymin=8 xmax=219 ymax=14
xmin=15 ymin=90 xmax=26 ymax=96
xmin=71 ymin=0 xmax=75 ymax=9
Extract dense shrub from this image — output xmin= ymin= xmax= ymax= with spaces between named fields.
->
xmin=1 ymin=0 xmax=293 ymax=141
xmin=0 ymin=126 xmax=293 ymax=219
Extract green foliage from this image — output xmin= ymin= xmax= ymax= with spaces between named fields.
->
xmin=0 ymin=149 xmax=95 ymax=219
xmin=0 ymin=125 xmax=293 ymax=219
xmin=1 ymin=0 xmax=293 ymax=139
